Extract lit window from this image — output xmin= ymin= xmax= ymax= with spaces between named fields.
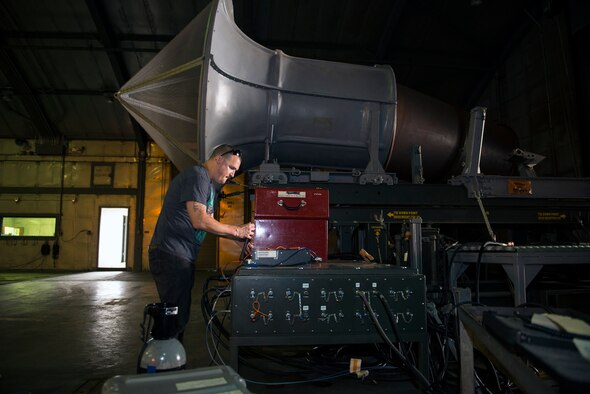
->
xmin=1 ymin=216 xmax=57 ymax=238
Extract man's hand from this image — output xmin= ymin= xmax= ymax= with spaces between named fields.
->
xmin=235 ymin=222 xmax=255 ymax=240
xmin=245 ymin=240 xmax=254 ymax=256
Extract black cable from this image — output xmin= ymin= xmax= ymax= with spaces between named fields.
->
xmin=235 ymin=334 xmax=419 ymax=384
xmin=203 ymin=290 xmax=231 ymax=340
xmin=424 ymin=281 xmax=457 ymax=391
xmin=485 ymin=355 xmax=503 ymax=393
xmin=237 ymin=346 xmax=356 ymax=381
xmin=241 ymin=346 xmax=410 ymax=385
xmin=3 ymin=254 xmax=45 ymax=269
xmin=204 ymin=293 xmax=232 ymax=350
xmin=475 ymin=241 xmax=506 ymax=304
xmin=61 ymin=229 xmax=91 ymax=242
xmin=426 ymin=311 xmax=451 ymax=389
xmin=239 ymin=240 xmax=249 ymax=261
xmin=447 ymin=241 xmax=505 ymax=304
xmin=203 ymin=281 xmax=234 ymax=365
xmin=445 ymin=242 xmax=465 ymax=289
xmin=268 ymin=247 xmax=314 ymax=267
xmin=200 ymin=275 xmax=232 ymax=340
xmin=356 ymin=291 xmax=433 ymax=392
xmin=373 ymin=291 xmax=408 ymax=357
xmin=475 ymin=242 xmax=485 ymax=304
xmin=448 ymin=288 xmax=464 ymax=392
xmin=438 ymin=235 xmax=458 ymax=287
xmin=242 ymin=346 xmax=329 ymax=374
xmin=207 ymin=310 xmax=231 ymax=366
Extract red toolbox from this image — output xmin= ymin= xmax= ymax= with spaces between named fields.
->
xmin=254 ymin=188 xmax=329 ymax=260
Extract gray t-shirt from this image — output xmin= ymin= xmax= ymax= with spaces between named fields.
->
xmin=150 ymin=165 xmax=215 ymax=262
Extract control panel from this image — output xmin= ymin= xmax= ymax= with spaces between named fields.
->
xmin=230 ymin=262 xmax=426 ymax=343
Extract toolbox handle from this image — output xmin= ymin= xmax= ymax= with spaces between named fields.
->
xmin=277 ymin=199 xmax=306 ymax=210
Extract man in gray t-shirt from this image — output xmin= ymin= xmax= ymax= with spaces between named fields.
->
xmin=149 ymin=144 xmax=255 ymax=342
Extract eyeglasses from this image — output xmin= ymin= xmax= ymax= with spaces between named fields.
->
xmin=221 ymin=149 xmax=241 ymax=157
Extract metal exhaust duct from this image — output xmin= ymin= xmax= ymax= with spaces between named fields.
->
xmin=116 ymin=0 xmax=515 ymax=181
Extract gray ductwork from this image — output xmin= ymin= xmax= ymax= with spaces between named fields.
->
xmin=116 ymin=0 xmax=515 ymax=181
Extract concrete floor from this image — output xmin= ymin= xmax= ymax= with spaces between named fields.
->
xmin=0 ymin=271 xmax=425 ymax=394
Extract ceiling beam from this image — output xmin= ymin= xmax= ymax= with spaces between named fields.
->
xmin=463 ymin=15 xmax=533 ymax=108
xmin=375 ymin=0 xmax=408 ymax=60
xmin=0 ymin=45 xmax=62 ymax=142
xmin=1 ymin=87 xmax=117 ymax=97
xmin=85 ymin=0 xmax=131 ymax=86
xmin=84 ymin=0 xmax=147 ymax=148
xmin=1 ymin=30 xmax=174 ymax=42
xmin=4 ymin=43 xmax=162 ymax=53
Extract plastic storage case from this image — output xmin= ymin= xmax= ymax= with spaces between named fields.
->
xmin=101 ymin=365 xmax=251 ymax=394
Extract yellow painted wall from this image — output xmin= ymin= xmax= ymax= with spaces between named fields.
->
xmin=142 ymin=159 xmax=171 ymax=270
xmin=217 ymin=173 xmax=249 ymax=272
xmin=0 ymin=138 xmax=244 ymax=272
xmin=0 ymin=139 xmax=168 ymax=271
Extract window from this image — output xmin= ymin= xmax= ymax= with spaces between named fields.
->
xmin=92 ymin=163 xmax=115 ymax=187
xmin=0 ymin=216 xmax=58 ymax=238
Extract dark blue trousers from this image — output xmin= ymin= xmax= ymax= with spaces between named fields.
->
xmin=148 ymin=247 xmax=195 ymax=342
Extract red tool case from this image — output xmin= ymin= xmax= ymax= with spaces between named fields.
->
xmin=253 ymin=187 xmax=329 ymax=260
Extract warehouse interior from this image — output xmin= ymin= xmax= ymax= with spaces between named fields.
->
xmin=1 ymin=0 xmax=590 ymax=393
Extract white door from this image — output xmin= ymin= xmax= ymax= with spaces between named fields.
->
xmin=97 ymin=207 xmax=129 ymax=269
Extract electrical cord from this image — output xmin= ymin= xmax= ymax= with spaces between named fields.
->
xmin=484 ymin=353 xmax=503 ymax=393
xmin=426 ymin=307 xmax=453 ymax=389
xmin=233 ymin=335 xmax=415 ymax=384
xmin=424 ymin=274 xmax=467 ymax=392
xmin=203 ymin=290 xmax=231 ymax=341
xmin=201 ymin=274 xmax=232 ymax=341
xmin=474 ymin=369 xmax=495 ymax=394
xmin=3 ymin=254 xmax=46 ymax=269
xmin=446 ymin=241 xmax=507 ymax=304
xmin=250 ymin=247 xmax=316 ymax=267
xmin=272 ymin=249 xmax=305 ymax=266
xmin=60 ymin=229 xmax=91 ymax=242
xmin=206 ymin=309 xmax=230 ymax=365
xmin=244 ymin=365 xmax=388 ymax=386
xmin=438 ymin=235 xmax=458 ymax=286
xmin=356 ymin=291 xmax=433 ymax=392
xmin=475 ymin=241 xmax=506 ymax=304
xmin=241 ymin=347 xmax=325 ymax=375
xmin=239 ymin=239 xmax=250 ymax=261
xmin=203 ymin=282 xmax=233 ymax=366
xmin=259 ymin=346 xmax=350 ymax=375
xmin=445 ymin=242 xmax=466 ymax=290
xmin=244 ymin=365 xmax=408 ymax=386
xmin=236 ymin=346 xmax=360 ymax=384
xmin=373 ymin=290 xmax=408 ymax=357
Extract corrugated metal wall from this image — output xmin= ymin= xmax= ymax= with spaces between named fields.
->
xmin=479 ymin=11 xmax=583 ymax=177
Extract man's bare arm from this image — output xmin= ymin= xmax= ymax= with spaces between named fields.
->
xmin=186 ymin=201 xmax=254 ymax=239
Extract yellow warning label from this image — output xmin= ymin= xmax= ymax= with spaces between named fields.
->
xmin=387 ymin=210 xmax=420 ymax=220
xmin=537 ymin=212 xmax=567 ymax=221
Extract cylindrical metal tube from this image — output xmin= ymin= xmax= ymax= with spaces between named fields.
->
xmin=118 ymin=0 xmax=518 ymax=181
xmin=409 ymin=218 xmax=423 ymax=273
